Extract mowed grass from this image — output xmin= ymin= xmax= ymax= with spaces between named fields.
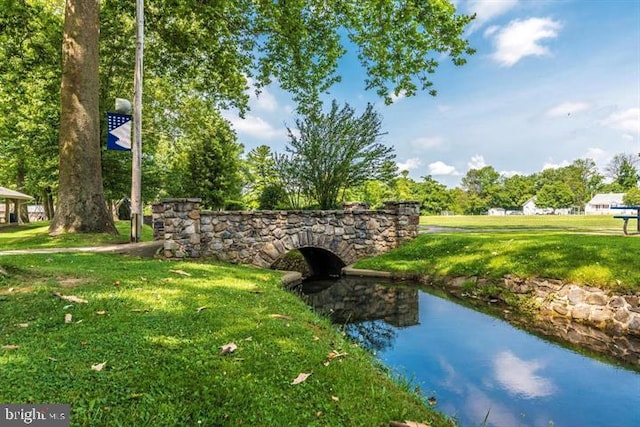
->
xmin=0 ymin=251 xmax=449 ymax=426
xmin=0 ymin=221 xmax=153 ymax=250
xmin=421 ymin=214 xmax=621 ymax=231
xmin=356 ymin=229 xmax=640 ymax=293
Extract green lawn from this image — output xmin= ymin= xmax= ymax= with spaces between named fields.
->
xmin=0 ymin=221 xmax=153 ymax=251
xmin=420 ymin=214 xmax=621 ymax=231
xmin=356 ymin=230 xmax=639 ymax=293
xmin=0 ymin=241 xmax=448 ymax=426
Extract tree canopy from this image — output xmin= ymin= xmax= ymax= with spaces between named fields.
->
xmin=279 ymin=101 xmax=396 ymax=209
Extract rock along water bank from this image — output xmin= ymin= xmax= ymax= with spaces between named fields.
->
xmin=342 ymin=267 xmax=640 ymax=368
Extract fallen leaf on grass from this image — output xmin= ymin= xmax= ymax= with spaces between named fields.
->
xmin=169 ymin=269 xmax=191 ymax=276
xmin=114 ymin=280 xmax=121 ymax=286
xmin=219 ymin=342 xmax=238 ymax=355
xmin=91 ymin=361 xmax=107 ymax=372
xmin=53 ymin=292 xmax=88 ymax=304
xmin=327 ymin=350 xmax=348 ymax=360
xmin=7 ymin=287 xmax=13 ymax=292
xmin=389 ymin=422 xmax=431 ymax=427
xmin=64 ymin=313 xmax=72 ymax=324
xmin=131 ymin=308 xmax=150 ymax=313
xmin=18 ymin=323 xmax=29 ymax=328
xmin=95 ymin=311 xmax=106 ymax=315
xmin=313 ymin=336 xmax=320 ymax=342
xmin=2 ymin=345 xmax=19 ymax=350
xmin=196 ymin=306 xmax=208 ymax=313
xmin=46 ymin=357 xmax=58 ymax=362
xmin=270 ymin=314 xmax=292 ymax=320
xmin=291 ymin=372 xmax=311 ymax=385
xmin=331 ymin=395 xmax=339 ymax=402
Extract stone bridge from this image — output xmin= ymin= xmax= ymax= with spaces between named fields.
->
xmin=152 ymin=199 xmax=420 ymax=275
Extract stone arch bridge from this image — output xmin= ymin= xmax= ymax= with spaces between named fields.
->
xmin=152 ymin=199 xmax=420 ymax=275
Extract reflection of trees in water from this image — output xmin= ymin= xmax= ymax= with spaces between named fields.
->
xmin=345 ymin=320 xmax=397 ymax=353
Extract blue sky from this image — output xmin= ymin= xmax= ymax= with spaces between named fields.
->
xmin=224 ymin=0 xmax=640 ymax=187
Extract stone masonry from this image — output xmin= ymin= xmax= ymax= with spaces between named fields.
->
xmin=152 ymin=199 xmax=420 ymax=268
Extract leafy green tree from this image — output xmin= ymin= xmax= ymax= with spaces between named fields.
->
xmin=243 ymin=145 xmax=279 ymax=209
xmin=0 ymin=0 xmax=62 ymax=219
xmin=6 ymin=0 xmax=475 ymax=232
xmin=165 ymin=107 xmax=243 ymax=210
xmin=536 ymin=182 xmax=574 ymax=211
xmin=282 ymin=101 xmax=396 ymax=209
xmin=346 ymin=180 xmax=394 ymax=209
xmin=606 ymin=153 xmax=639 ymax=190
xmin=417 ymin=175 xmax=452 ymax=215
xmin=623 ymin=187 xmax=640 ymax=205
xmin=491 ymin=174 xmax=535 ymax=211
xmin=460 ymin=166 xmax=500 ymax=213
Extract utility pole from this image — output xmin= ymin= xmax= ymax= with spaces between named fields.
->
xmin=131 ymin=0 xmax=144 ymax=242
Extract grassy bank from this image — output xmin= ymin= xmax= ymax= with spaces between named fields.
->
xmin=0 ymin=250 xmax=449 ymax=426
xmin=356 ymin=231 xmax=640 ymax=294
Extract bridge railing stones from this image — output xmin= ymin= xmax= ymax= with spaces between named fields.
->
xmin=152 ymin=199 xmax=421 ymax=267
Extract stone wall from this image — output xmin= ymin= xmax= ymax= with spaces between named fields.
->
xmin=426 ymin=274 xmax=640 ymax=364
xmin=152 ymin=199 xmax=420 ymax=268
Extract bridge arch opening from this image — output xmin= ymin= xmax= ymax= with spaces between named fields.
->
xmin=272 ymin=247 xmax=346 ymax=278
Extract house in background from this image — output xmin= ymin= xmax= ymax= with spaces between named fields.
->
xmin=584 ymin=193 xmax=629 ymax=215
xmin=522 ymin=196 xmax=570 ymax=215
xmin=488 ymin=207 xmax=506 ymax=216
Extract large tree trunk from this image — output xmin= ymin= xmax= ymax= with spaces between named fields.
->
xmin=50 ymin=0 xmax=117 ymax=235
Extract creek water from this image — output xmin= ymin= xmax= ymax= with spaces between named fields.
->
xmin=295 ymin=277 xmax=640 ymax=427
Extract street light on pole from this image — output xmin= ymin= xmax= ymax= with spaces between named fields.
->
xmin=131 ymin=0 xmax=144 ymax=242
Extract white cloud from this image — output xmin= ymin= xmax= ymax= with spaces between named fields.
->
xmin=225 ymin=113 xmax=283 ymax=140
xmin=245 ymin=77 xmax=279 ymax=112
xmin=397 ymin=158 xmax=422 ymax=171
xmin=601 ymin=108 xmax=640 ymax=135
xmin=483 ymin=25 xmax=499 ymax=37
xmin=411 ymin=136 xmax=444 ymax=149
xmin=468 ymin=155 xmax=487 ymax=170
xmin=584 ymin=147 xmax=608 ymax=164
xmin=488 ymin=17 xmax=562 ymax=67
xmin=251 ymin=89 xmax=278 ymax=112
xmin=545 ymin=102 xmax=591 ymax=118
xmin=429 ymin=161 xmax=460 ymax=176
xmin=466 ymin=0 xmax=519 ymax=31
xmin=500 ymin=170 xmax=522 ymax=178
xmin=494 ymin=351 xmax=555 ymax=398
xmin=390 ymin=90 xmax=407 ymax=103
xmin=542 ymin=159 xmax=571 ymax=170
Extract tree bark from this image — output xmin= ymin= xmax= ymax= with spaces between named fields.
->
xmin=50 ymin=0 xmax=117 ymax=235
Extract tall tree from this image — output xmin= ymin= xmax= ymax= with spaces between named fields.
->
xmin=460 ymin=166 xmax=500 ymax=213
xmin=0 ymin=0 xmax=61 ymax=217
xmin=50 ymin=0 xmax=116 ymax=234
xmin=21 ymin=0 xmax=474 ymax=233
xmin=606 ymin=153 xmax=639 ymax=190
xmin=282 ymin=101 xmax=396 ymax=209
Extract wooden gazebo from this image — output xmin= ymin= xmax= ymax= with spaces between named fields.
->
xmin=0 ymin=186 xmax=33 ymax=224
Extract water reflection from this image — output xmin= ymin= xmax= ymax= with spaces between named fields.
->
xmin=493 ymin=351 xmax=555 ymax=399
xmin=295 ymin=278 xmax=419 ymax=352
xmin=297 ymin=277 xmax=640 ymax=427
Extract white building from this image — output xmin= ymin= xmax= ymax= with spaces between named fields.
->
xmin=488 ymin=207 xmax=506 ymax=216
xmin=584 ymin=193 xmax=629 ymax=215
xmin=522 ymin=196 xmax=570 ymax=215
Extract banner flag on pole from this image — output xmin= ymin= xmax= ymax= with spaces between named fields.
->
xmin=106 ymin=112 xmax=132 ymax=151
